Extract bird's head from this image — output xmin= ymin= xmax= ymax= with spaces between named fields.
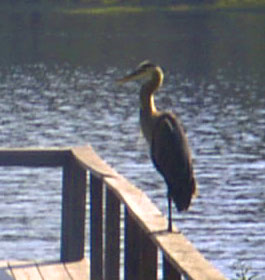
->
xmin=117 ymin=61 xmax=164 ymax=86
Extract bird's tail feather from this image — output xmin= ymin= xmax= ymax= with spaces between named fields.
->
xmin=170 ymin=178 xmax=196 ymax=212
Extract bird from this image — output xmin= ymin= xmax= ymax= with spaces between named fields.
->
xmin=117 ymin=61 xmax=197 ymax=232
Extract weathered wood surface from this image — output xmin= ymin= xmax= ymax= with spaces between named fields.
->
xmin=124 ymin=209 xmax=158 ymax=280
xmin=0 ymin=146 xmax=227 ymax=280
xmin=0 ymin=147 xmax=69 ymax=167
xmin=0 ymin=259 xmax=89 ymax=280
xmin=61 ymin=157 xmax=87 ymax=262
xmin=105 ymin=188 xmax=120 ymax=280
xmin=90 ymin=174 xmax=104 ymax=280
xmin=72 ymin=146 xmax=227 ymax=280
xmin=64 ymin=259 xmax=89 ymax=279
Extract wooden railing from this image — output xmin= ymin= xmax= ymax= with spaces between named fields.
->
xmin=0 ymin=146 xmax=227 ymax=280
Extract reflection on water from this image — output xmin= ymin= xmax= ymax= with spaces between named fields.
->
xmin=0 ymin=7 xmax=264 ymax=279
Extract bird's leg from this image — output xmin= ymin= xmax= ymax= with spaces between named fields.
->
xmin=167 ymin=194 xmax=172 ymax=232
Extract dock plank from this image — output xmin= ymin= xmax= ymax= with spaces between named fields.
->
xmin=37 ymin=261 xmax=71 ymax=280
xmin=64 ymin=258 xmax=89 ymax=279
xmin=8 ymin=261 xmax=42 ymax=280
xmin=0 ymin=259 xmax=90 ymax=280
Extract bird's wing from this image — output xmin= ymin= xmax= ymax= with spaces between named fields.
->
xmin=151 ymin=113 xmax=196 ymax=211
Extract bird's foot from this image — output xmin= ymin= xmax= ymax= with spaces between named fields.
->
xmin=167 ymin=222 xmax=181 ymax=234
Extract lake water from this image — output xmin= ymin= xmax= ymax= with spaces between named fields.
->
xmin=0 ymin=6 xmax=264 ymax=279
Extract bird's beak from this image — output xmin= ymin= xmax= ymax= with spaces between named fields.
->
xmin=116 ymin=68 xmax=146 ymax=85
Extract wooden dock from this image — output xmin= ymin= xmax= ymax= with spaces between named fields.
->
xmin=0 ymin=259 xmax=89 ymax=280
xmin=0 ymin=146 xmax=228 ymax=280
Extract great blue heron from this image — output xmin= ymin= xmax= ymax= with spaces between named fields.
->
xmin=117 ymin=61 xmax=197 ymax=231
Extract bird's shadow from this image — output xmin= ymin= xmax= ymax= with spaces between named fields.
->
xmin=149 ymin=228 xmax=182 ymax=236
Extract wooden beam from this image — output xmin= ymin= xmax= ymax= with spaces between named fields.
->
xmin=0 ymin=148 xmax=69 ymax=167
xmin=105 ymin=188 xmax=120 ymax=280
xmin=71 ymin=146 xmax=115 ymax=178
xmin=61 ymin=157 xmax=87 ymax=262
xmin=124 ymin=208 xmax=140 ymax=280
xmin=124 ymin=209 xmax=157 ymax=280
xmin=72 ymin=146 xmax=227 ymax=280
xmin=163 ymin=255 xmax=181 ymax=280
xmin=105 ymin=172 xmax=227 ymax=280
xmin=90 ymin=174 xmax=103 ymax=280
xmin=139 ymin=229 xmax=157 ymax=280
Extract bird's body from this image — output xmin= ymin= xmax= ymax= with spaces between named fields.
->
xmin=118 ymin=61 xmax=197 ymax=231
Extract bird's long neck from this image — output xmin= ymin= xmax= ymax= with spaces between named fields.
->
xmin=140 ymin=69 xmax=163 ymax=143
xmin=140 ymin=83 xmax=157 ymax=114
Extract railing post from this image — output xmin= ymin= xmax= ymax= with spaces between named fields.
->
xmin=163 ymin=255 xmax=181 ymax=280
xmin=90 ymin=174 xmax=103 ymax=280
xmin=124 ymin=208 xmax=157 ymax=280
xmin=124 ymin=208 xmax=138 ymax=280
xmin=140 ymin=228 xmax=157 ymax=280
xmin=105 ymin=188 xmax=120 ymax=280
xmin=61 ymin=157 xmax=87 ymax=262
